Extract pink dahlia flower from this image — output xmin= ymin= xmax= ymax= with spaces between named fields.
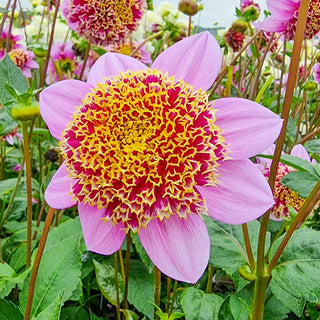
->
xmin=0 ymin=29 xmax=23 ymax=59
xmin=258 ymin=144 xmax=316 ymax=220
xmin=8 ymin=48 xmax=39 ymax=78
xmin=254 ymin=0 xmax=320 ymax=40
xmin=40 ymin=32 xmax=282 ymax=283
xmin=62 ymin=0 xmax=146 ymax=46
xmin=313 ymin=63 xmax=320 ymax=85
xmin=46 ymin=41 xmax=83 ymax=84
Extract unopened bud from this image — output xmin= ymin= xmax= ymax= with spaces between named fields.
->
xmin=232 ymin=19 xmax=248 ymax=33
xmin=11 ymin=101 xmax=40 ymax=121
xmin=304 ymin=81 xmax=318 ymax=91
xmin=178 ymin=0 xmax=199 ymax=16
xmin=243 ymin=4 xmax=260 ymax=21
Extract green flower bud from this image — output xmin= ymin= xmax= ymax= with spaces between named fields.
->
xmin=178 ymin=0 xmax=199 ymax=16
xmin=243 ymin=4 xmax=260 ymax=21
xmin=238 ymin=265 xmax=256 ymax=281
xmin=11 ymin=101 xmax=40 ymax=121
xmin=304 ymin=81 xmax=318 ymax=91
xmin=232 ymin=19 xmax=249 ymax=33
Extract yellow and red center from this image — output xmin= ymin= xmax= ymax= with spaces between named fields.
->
xmin=9 ymin=49 xmax=29 ymax=68
xmin=68 ymin=0 xmax=145 ymax=46
xmin=263 ymin=163 xmax=304 ymax=219
xmin=60 ymin=69 xmax=229 ymax=232
xmin=286 ymin=0 xmax=320 ymax=40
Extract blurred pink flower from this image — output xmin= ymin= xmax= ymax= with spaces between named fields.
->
xmin=0 ymin=29 xmax=23 ymax=59
xmin=2 ymin=127 xmax=23 ymax=145
xmin=40 ymin=32 xmax=282 ymax=283
xmin=46 ymin=41 xmax=84 ymax=84
xmin=313 ymin=63 xmax=320 ymax=85
xmin=254 ymin=0 xmax=320 ymax=40
xmin=8 ymin=48 xmax=39 ymax=78
xmin=62 ymin=0 xmax=146 ymax=46
xmin=257 ymin=144 xmax=315 ymax=220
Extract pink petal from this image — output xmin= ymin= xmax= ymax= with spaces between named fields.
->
xmin=197 ymin=159 xmax=274 ymax=224
xmin=78 ymin=203 xmax=126 ymax=255
xmin=138 ymin=213 xmax=210 ymax=283
xmin=254 ymin=17 xmax=287 ymax=32
xmin=214 ymin=98 xmax=282 ymax=159
xmin=152 ymin=32 xmax=222 ymax=91
xmin=87 ymin=52 xmax=147 ymax=86
xmin=290 ymin=144 xmax=311 ymax=161
xmin=45 ymin=162 xmax=77 ymax=209
xmin=39 ymin=80 xmax=92 ymax=140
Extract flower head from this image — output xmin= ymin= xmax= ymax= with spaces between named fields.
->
xmin=62 ymin=0 xmax=146 ymax=46
xmin=313 ymin=63 xmax=320 ymax=85
xmin=254 ymin=0 xmax=320 ymax=40
xmin=224 ymin=27 xmax=246 ymax=51
xmin=46 ymin=41 xmax=83 ymax=84
xmin=8 ymin=48 xmax=39 ymax=78
xmin=0 ymin=29 xmax=23 ymax=59
xmin=40 ymin=32 xmax=282 ymax=283
xmin=258 ymin=144 xmax=316 ymax=220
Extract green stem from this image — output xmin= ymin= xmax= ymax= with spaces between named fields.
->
xmin=114 ymin=253 xmax=121 ymax=320
xmin=169 ymin=280 xmax=178 ymax=314
xmin=242 ymin=224 xmax=255 ymax=272
xmin=154 ymin=267 xmax=161 ymax=318
xmin=24 ymin=207 xmax=55 ymax=320
xmin=165 ymin=277 xmax=172 ymax=312
xmin=22 ymin=121 xmax=33 ymax=268
xmin=206 ymin=265 xmax=215 ymax=293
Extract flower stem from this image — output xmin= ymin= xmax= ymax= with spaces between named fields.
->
xmin=114 ymin=252 xmax=121 ymax=320
xmin=250 ymin=1 xmax=310 ymax=318
xmin=22 ymin=121 xmax=33 ymax=268
xmin=154 ymin=267 xmax=161 ymax=318
xmin=242 ymin=224 xmax=255 ymax=271
xmin=24 ymin=207 xmax=55 ymax=320
xmin=123 ymin=232 xmax=131 ymax=310
xmin=206 ymin=265 xmax=215 ymax=293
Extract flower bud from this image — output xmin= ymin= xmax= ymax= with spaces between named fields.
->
xmin=303 ymin=81 xmax=318 ymax=91
xmin=11 ymin=101 xmax=40 ymax=121
xmin=243 ymin=4 xmax=260 ymax=21
xmin=232 ymin=19 xmax=248 ymax=33
xmin=178 ymin=0 xmax=199 ymax=16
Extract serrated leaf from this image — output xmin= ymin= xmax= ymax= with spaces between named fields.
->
xmin=269 ymin=228 xmax=320 ymax=316
xmin=127 ymin=260 xmax=154 ymax=319
xmin=0 ymin=298 xmax=23 ymax=320
xmin=0 ymin=55 xmax=28 ymax=105
xmin=180 ymin=287 xmax=223 ymax=320
xmin=20 ymin=218 xmax=83 ymax=318
xmin=93 ymin=259 xmax=124 ymax=306
xmin=281 ymin=171 xmax=319 ymax=198
xmin=204 ymin=217 xmax=270 ymax=291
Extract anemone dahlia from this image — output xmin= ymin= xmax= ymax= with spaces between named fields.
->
xmin=40 ymin=32 xmax=282 ymax=283
xmin=258 ymin=144 xmax=316 ymax=220
xmin=0 ymin=30 xmax=23 ymax=59
xmin=254 ymin=0 xmax=320 ymax=40
xmin=8 ymin=48 xmax=39 ymax=78
xmin=62 ymin=0 xmax=146 ymax=46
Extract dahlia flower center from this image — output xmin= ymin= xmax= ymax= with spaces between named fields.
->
xmin=60 ymin=69 xmax=229 ymax=232
xmin=9 ymin=49 xmax=29 ymax=68
xmin=287 ymin=0 xmax=320 ymax=39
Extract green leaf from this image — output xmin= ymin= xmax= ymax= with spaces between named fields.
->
xmin=89 ymin=310 xmax=104 ymax=320
xmin=0 ymin=108 xmax=17 ymax=136
xmin=0 ymin=298 xmax=23 ymax=320
xmin=0 ymin=55 xmax=28 ymax=105
xmin=32 ymin=292 xmax=63 ymax=320
xmin=180 ymin=287 xmax=223 ymax=320
xmin=60 ymin=306 xmax=89 ymax=320
xmin=305 ymin=139 xmax=320 ymax=154
xmin=281 ymin=171 xmax=319 ymax=198
xmin=131 ymin=233 xmax=154 ymax=273
xmin=280 ymin=154 xmax=318 ymax=175
xmin=269 ymin=228 xmax=320 ymax=317
xmin=204 ymin=217 xmax=270 ymax=291
xmin=93 ymin=259 xmax=124 ymax=306
xmin=121 ymin=309 xmax=140 ymax=320
xmin=127 ymin=260 xmax=154 ymax=319
xmin=20 ymin=218 xmax=83 ymax=318
xmin=217 ymin=296 xmax=234 ymax=320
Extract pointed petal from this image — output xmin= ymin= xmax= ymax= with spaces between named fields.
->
xmin=197 ymin=159 xmax=274 ymax=224
xmin=138 ymin=213 xmax=210 ymax=283
xmin=45 ymin=162 xmax=77 ymax=209
xmin=87 ymin=52 xmax=147 ymax=86
xmin=39 ymin=80 xmax=92 ymax=140
xmin=78 ymin=203 xmax=126 ymax=255
xmin=290 ymin=144 xmax=311 ymax=161
xmin=214 ymin=98 xmax=282 ymax=159
xmin=254 ymin=17 xmax=287 ymax=32
xmin=152 ymin=32 xmax=222 ymax=91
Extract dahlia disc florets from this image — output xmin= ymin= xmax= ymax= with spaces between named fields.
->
xmin=62 ymin=0 xmax=146 ymax=46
